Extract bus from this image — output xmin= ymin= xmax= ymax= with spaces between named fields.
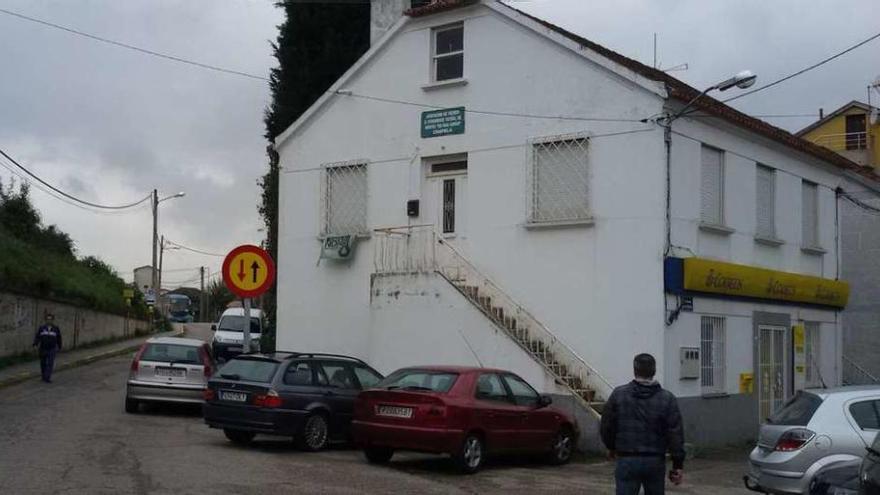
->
xmin=166 ymin=294 xmax=194 ymax=323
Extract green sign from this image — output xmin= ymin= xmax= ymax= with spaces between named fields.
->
xmin=421 ymin=107 xmax=465 ymax=138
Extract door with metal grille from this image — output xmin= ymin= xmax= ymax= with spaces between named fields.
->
xmin=426 ymin=163 xmax=467 ymax=237
xmin=758 ymin=325 xmax=788 ymax=422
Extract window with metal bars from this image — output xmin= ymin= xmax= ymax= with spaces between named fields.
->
xmin=526 ymin=134 xmax=590 ymax=224
xmin=756 ymin=165 xmax=776 ymax=239
xmin=801 ymin=181 xmax=819 ymax=247
xmin=701 ymin=316 xmax=726 ymax=395
xmin=700 ymin=146 xmax=724 ymax=225
xmin=804 ymin=322 xmax=822 ymax=388
xmin=321 ymin=162 xmax=368 ymax=236
xmin=442 ymin=179 xmax=456 ymax=234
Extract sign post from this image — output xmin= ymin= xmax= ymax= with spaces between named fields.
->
xmin=222 ymin=245 xmax=276 ymax=354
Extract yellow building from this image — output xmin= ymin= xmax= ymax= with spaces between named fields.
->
xmin=798 ymin=101 xmax=880 ymax=170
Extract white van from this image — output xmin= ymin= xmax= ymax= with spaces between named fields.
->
xmin=211 ymin=307 xmax=263 ymax=360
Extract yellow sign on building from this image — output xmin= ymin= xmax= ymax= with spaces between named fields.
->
xmin=683 ymin=258 xmax=849 ymax=308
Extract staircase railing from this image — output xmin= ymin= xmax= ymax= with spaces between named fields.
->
xmin=843 ymin=355 xmax=880 ymax=385
xmin=373 ymin=224 xmax=614 ymax=408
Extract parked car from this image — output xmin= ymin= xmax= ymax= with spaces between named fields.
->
xmin=203 ymin=352 xmax=384 ymax=450
xmin=211 ymin=307 xmax=263 ymax=360
xmin=352 ymin=366 xmax=577 ymax=474
xmin=863 ymin=432 xmax=880 ymax=494
xmin=745 ymin=385 xmax=880 ymax=494
xmin=125 ymin=337 xmax=215 ymax=413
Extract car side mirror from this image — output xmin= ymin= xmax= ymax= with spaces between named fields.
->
xmin=537 ymin=395 xmax=553 ymax=408
xmin=211 ymin=324 xmax=216 ymax=331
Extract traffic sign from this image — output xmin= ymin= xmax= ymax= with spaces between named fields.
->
xmin=222 ymin=245 xmax=276 ymax=298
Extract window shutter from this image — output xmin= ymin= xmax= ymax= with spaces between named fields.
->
xmin=801 ymin=181 xmax=818 ymax=246
xmin=700 ymin=147 xmax=723 ymax=225
xmin=756 ymin=165 xmax=775 ymax=237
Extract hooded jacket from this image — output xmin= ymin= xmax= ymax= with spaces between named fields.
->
xmin=600 ymin=380 xmax=685 ymax=469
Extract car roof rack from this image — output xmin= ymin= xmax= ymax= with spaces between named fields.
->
xmin=276 ymin=351 xmax=367 ymax=365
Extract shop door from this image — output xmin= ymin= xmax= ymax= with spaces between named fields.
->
xmin=758 ymin=325 xmax=788 ymax=422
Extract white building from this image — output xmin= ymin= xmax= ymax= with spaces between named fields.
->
xmin=274 ymin=0 xmax=870 ymax=448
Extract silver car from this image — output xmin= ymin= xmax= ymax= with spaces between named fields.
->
xmin=125 ymin=337 xmax=216 ymax=413
xmin=745 ymin=385 xmax=880 ymax=494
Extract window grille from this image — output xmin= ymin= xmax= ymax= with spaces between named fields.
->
xmin=321 ymin=162 xmax=368 ymax=236
xmin=526 ymin=133 xmax=590 ymax=224
xmin=756 ymin=165 xmax=776 ymax=238
xmin=701 ymin=316 xmax=726 ymax=394
xmin=802 ymin=181 xmax=819 ymax=247
xmin=804 ymin=322 xmax=822 ymax=387
xmin=701 ymin=146 xmax=724 ymax=225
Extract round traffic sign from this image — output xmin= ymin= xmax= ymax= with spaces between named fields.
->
xmin=222 ymin=245 xmax=276 ymax=298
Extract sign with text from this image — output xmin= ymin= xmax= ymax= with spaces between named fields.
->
xmin=421 ymin=107 xmax=465 ymax=138
xmin=320 ymin=235 xmax=354 ymax=260
xmin=222 ymin=245 xmax=276 ymax=298
xmin=682 ymin=258 xmax=849 ymax=308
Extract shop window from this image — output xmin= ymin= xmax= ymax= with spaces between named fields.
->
xmin=701 ymin=316 xmax=726 ymax=395
xmin=804 ymin=322 xmax=822 ymax=388
xmin=700 ymin=146 xmax=725 ymax=226
xmin=756 ymin=165 xmax=777 ymax=239
xmin=526 ymin=133 xmax=590 ymax=225
xmin=321 ymin=162 xmax=368 ymax=236
xmin=432 ymin=23 xmax=463 ymax=82
xmin=801 ymin=181 xmax=819 ymax=248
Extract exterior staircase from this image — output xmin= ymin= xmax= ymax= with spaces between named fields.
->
xmin=373 ymin=225 xmax=613 ymax=418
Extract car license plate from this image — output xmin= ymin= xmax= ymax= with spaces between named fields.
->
xmin=219 ymin=391 xmax=248 ymax=402
xmin=227 ymin=346 xmax=242 ymax=352
xmin=376 ymin=405 xmax=413 ymax=418
xmin=156 ymin=367 xmax=186 ymax=378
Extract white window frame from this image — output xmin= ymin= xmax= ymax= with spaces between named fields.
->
xmin=525 ymin=132 xmax=592 ymax=227
xmin=801 ymin=180 xmax=820 ymax=249
xmin=320 ymin=160 xmax=369 ymax=237
xmin=701 ymin=315 xmax=726 ymax=395
xmin=755 ymin=164 xmax=778 ymax=242
xmin=804 ymin=322 xmax=822 ymax=388
xmin=700 ymin=145 xmax=726 ymax=228
xmin=431 ymin=23 xmax=464 ymax=83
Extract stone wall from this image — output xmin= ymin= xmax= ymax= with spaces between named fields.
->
xmin=0 ymin=291 xmax=150 ymax=358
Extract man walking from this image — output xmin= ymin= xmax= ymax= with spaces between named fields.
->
xmin=600 ymin=353 xmax=685 ymax=495
xmin=33 ymin=313 xmax=62 ymax=383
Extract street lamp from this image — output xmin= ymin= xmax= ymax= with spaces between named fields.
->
xmin=670 ymin=70 xmax=757 ymax=121
xmin=151 ymin=190 xmax=186 ymax=301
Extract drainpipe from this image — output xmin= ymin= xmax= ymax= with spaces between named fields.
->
xmin=664 ymin=121 xmax=672 ymax=256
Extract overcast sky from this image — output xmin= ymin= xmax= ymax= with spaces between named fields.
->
xmin=0 ymin=0 xmax=877 ymax=287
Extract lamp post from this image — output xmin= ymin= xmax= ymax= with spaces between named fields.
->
xmin=151 ymin=190 xmax=186 ymax=302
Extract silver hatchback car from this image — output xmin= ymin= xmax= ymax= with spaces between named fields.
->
xmin=125 ymin=337 xmax=216 ymax=413
xmin=745 ymin=385 xmax=880 ymax=494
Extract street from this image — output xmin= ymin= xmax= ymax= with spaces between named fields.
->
xmin=0 ymin=324 xmax=752 ymax=495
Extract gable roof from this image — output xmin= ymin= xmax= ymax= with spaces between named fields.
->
xmin=796 ymin=100 xmax=877 ymax=137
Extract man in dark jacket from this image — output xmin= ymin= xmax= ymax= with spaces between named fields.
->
xmin=600 ymin=353 xmax=685 ymax=495
xmin=33 ymin=313 xmax=62 ymax=383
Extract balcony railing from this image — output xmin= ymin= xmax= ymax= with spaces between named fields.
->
xmin=811 ymin=132 xmax=871 ymax=152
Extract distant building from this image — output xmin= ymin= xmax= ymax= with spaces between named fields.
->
xmin=798 ymin=101 xmax=880 ymax=170
xmin=133 ymin=266 xmax=155 ymax=294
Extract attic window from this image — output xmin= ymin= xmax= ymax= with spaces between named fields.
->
xmin=432 ymin=23 xmax=463 ymax=82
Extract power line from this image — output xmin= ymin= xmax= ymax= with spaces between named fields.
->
xmin=0 ymin=147 xmax=152 ymax=210
xmin=721 ymin=30 xmax=880 ymax=104
xmin=0 ymin=7 xmax=268 ymax=82
xmin=839 ymin=188 xmax=880 ymax=215
xmin=164 ymin=238 xmax=226 ymax=257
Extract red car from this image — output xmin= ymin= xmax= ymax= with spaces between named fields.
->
xmin=352 ymin=366 xmax=577 ymax=473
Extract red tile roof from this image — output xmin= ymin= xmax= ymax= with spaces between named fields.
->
xmin=405 ymin=0 xmax=476 ymax=18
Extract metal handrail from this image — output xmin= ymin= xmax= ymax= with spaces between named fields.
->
xmin=843 ymin=355 xmax=880 ymax=384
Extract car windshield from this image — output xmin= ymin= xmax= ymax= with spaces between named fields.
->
xmin=768 ymin=391 xmax=823 ymax=425
xmin=217 ymin=358 xmax=279 ymax=383
xmin=140 ymin=343 xmax=202 ymax=365
xmin=377 ymin=370 xmax=458 ymax=393
xmin=217 ymin=315 xmax=261 ymax=333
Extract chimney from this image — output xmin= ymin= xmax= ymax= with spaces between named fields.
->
xmin=819 ymin=108 xmax=824 ymax=119
xmin=371 ymin=0 xmax=411 ymax=45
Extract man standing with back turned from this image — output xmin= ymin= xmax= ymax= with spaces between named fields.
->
xmin=601 ymin=353 xmax=685 ymax=495
xmin=33 ymin=313 xmax=62 ymax=383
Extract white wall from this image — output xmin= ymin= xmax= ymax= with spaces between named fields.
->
xmin=276 ymin=5 xmax=668 ymax=390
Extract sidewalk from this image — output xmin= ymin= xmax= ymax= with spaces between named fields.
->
xmin=0 ymin=327 xmax=184 ymax=389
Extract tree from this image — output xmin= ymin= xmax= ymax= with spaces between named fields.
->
xmin=0 ymin=180 xmax=74 ymax=257
xmin=258 ymin=1 xmax=371 ymax=332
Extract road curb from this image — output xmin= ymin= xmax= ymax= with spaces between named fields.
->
xmin=0 ymin=329 xmax=184 ymax=390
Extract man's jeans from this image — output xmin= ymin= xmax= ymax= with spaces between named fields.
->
xmin=39 ymin=348 xmax=57 ymax=382
xmin=615 ymin=456 xmax=667 ymax=495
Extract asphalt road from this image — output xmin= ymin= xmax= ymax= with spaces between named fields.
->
xmin=0 ymin=324 xmax=751 ymax=494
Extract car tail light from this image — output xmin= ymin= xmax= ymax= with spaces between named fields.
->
xmin=198 ymin=346 xmax=213 ymax=377
xmin=129 ymin=344 xmax=147 ymax=378
xmin=253 ymin=390 xmax=282 ymax=408
xmin=203 ymin=388 xmax=215 ymax=401
xmin=775 ymin=428 xmax=815 ymax=452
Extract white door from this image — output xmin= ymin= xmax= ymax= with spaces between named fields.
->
xmin=424 ymin=163 xmax=467 ymax=238
xmin=758 ymin=325 xmax=788 ymax=422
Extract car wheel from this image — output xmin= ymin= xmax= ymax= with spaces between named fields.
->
xmin=125 ymin=397 xmax=139 ymax=414
xmin=364 ymin=447 xmax=394 ymax=464
xmin=547 ymin=427 xmax=574 ymax=465
xmin=296 ymin=413 xmax=329 ymax=452
xmin=454 ymin=434 xmax=485 ymax=474
xmin=223 ymin=429 xmax=256 ymax=445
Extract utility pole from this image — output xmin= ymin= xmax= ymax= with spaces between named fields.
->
xmin=151 ymin=188 xmax=158 ymax=301
xmin=199 ymin=266 xmax=205 ymax=322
